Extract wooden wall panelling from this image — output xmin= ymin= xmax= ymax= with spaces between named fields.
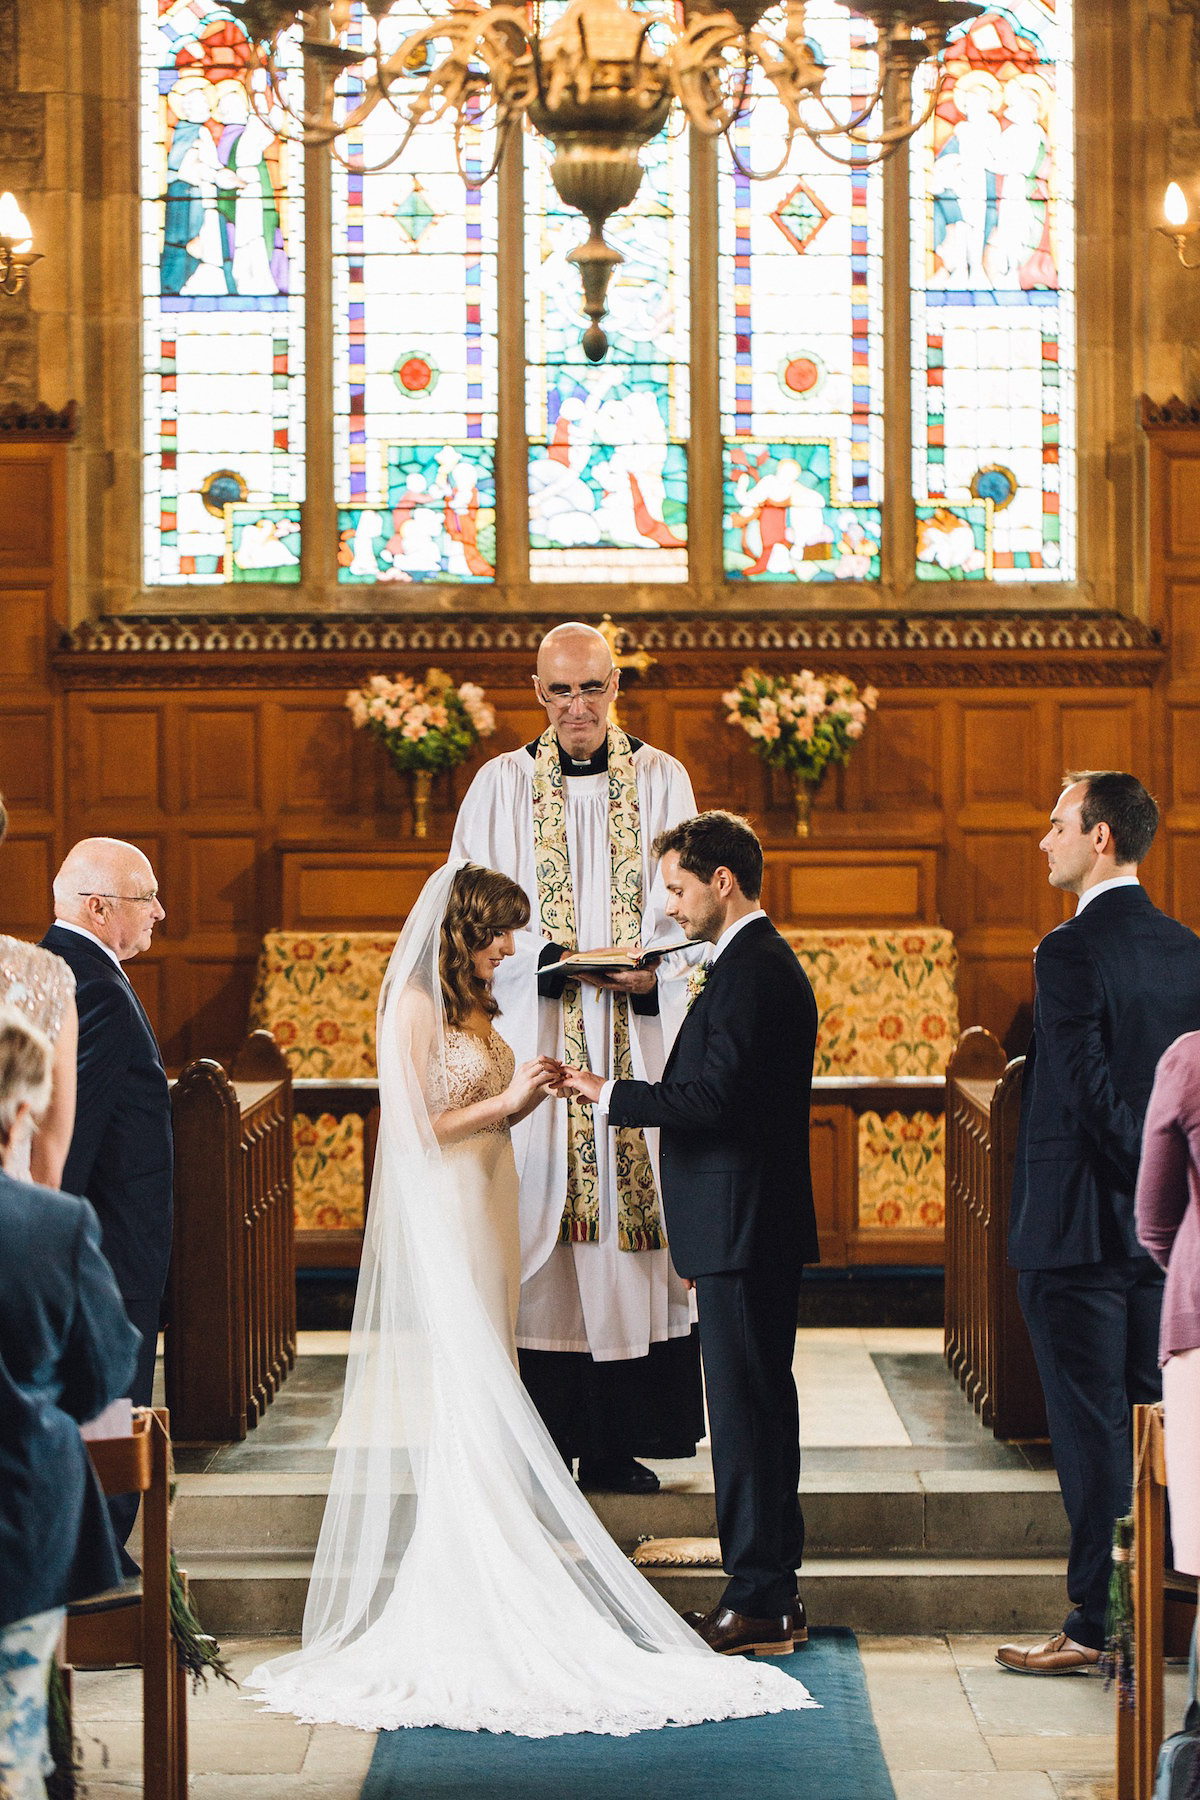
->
xmin=0 ymin=432 xmax=71 ymax=935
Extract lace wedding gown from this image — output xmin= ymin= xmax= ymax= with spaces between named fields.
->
xmin=248 ymin=864 xmax=815 ymax=1738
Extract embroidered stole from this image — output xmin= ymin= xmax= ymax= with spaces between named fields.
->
xmin=532 ymin=725 xmax=665 ymax=1253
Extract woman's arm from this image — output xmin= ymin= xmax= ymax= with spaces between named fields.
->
xmin=29 ymin=997 xmax=78 ymax=1188
xmin=431 ymin=1059 xmax=558 ymax=1146
xmin=1135 ymin=1038 xmax=1193 ymax=1270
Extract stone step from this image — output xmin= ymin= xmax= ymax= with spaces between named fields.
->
xmin=183 ymin=1551 xmax=1071 ymax=1640
xmin=174 ymin=1469 xmax=1068 ymax=1561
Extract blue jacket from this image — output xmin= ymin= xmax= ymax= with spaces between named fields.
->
xmin=41 ymin=927 xmax=173 ymax=1303
xmin=1009 ymin=885 xmax=1200 ymax=1271
xmin=609 ymin=916 xmax=820 ymax=1279
xmin=0 ymin=1169 xmax=140 ymax=1628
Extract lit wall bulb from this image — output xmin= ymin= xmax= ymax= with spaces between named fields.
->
xmin=0 ymin=190 xmax=32 ymax=252
xmin=1165 ymin=181 xmax=1190 ymax=229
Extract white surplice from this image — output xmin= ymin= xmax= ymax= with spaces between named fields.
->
xmin=451 ymin=742 xmax=698 ymax=1362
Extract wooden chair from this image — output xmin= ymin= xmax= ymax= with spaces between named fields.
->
xmin=63 ymin=1407 xmax=187 ymax=1800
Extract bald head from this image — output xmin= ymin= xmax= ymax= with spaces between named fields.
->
xmin=533 ymin=623 xmax=617 ymax=760
xmin=54 ymin=838 xmax=164 ymax=962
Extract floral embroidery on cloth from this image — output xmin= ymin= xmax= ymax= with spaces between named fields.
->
xmin=685 ymin=965 xmax=708 ymax=1010
xmin=532 ymin=725 xmax=664 ymax=1252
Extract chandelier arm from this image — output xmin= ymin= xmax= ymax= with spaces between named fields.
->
xmin=802 ymin=64 xmax=887 ymax=138
xmin=726 ymin=112 xmax=795 ymax=181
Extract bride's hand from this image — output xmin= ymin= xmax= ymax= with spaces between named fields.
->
xmin=502 ymin=1057 xmax=560 ymax=1117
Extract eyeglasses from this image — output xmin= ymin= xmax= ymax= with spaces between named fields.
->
xmin=534 ymin=670 xmax=616 ymax=705
xmin=78 ymin=892 xmax=160 ymax=906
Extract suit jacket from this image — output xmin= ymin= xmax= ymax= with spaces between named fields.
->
xmin=608 ymin=916 xmax=820 ymax=1279
xmin=1009 ymin=885 xmax=1200 ymax=1272
xmin=41 ymin=926 xmax=174 ymax=1302
xmin=0 ymin=1169 xmax=140 ymax=1628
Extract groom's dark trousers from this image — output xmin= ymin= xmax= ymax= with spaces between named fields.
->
xmin=609 ymin=915 xmax=819 ymax=1615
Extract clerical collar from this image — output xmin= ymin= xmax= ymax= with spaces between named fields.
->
xmin=525 ymin=734 xmax=643 ymax=776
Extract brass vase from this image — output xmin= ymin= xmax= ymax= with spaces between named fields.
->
xmin=792 ymin=773 xmax=815 ymax=838
xmin=411 ymin=768 xmax=433 ymax=839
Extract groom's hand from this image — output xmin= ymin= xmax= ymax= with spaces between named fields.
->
xmin=562 ymin=1068 xmax=604 ymax=1103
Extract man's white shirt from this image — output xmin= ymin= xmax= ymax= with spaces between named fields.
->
xmin=1073 ymin=876 xmax=1140 ymax=917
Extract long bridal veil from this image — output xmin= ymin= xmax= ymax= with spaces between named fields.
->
xmin=248 ymin=861 xmax=815 ymax=1735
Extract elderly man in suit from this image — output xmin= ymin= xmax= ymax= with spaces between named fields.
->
xmin=42 ymin=837 xmax=172 ymax=1561
xmin=997 ymin=771 xmax=1200 ymax=1674
xmin=564 ymin=810 xmax=820 ymax=1657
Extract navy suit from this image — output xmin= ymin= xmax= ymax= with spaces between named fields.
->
xmin=40 ymin=926 xmax=173 ymax=1547
xmin=0 ymin=1169 xmax=140 ymax=1628
xmin=609 ymin=916 xmax=820 ymax=1615
xmin=1009 ymin=884 xmax=1200 ymax=1647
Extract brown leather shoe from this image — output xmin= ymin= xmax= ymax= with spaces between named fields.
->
xmin=995 ymin=1632 xmax=1101 ymax=1675
xmin=692 ymin=1606 xmax=796 ymax=1657
xmin=786 ymin=1594 xmax=809 ymax=1648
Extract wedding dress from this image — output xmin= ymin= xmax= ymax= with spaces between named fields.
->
xmin=247 ymin=862 xmax=815 ymax=1737
xmin=0 ymin=937 xmax=75 ymax=1181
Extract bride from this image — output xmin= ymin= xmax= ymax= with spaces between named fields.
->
xmin=248 ymin=861 xmax=815 ymax=1736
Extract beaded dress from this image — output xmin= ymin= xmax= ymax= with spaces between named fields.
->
xmin=0 ymin=937 xmax=74 ymax=1180
xmin=431 ymin=1025 xmax=520 ymax=1364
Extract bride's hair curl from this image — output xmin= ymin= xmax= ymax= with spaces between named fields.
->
xmin=440 ymin=864 xmax=531 ymax=1025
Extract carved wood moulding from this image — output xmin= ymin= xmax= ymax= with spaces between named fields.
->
xmin=52 ymin=610 xmax=1164 ymax=689
xmin=0 ymin=400 xmax=78 ymax=438
xmin=1141 ymin=393 xmax=1200 ymax=428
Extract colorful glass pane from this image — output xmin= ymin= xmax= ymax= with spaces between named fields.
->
xmin=139 ymin=0 xmax=305 ymax=585
xmin=718 ymin=4 xmax=884 ymax=582
xmin=910 ymin=1 xmax=1076 ymax=581
xmin=331 ymin=6 xmax=498 ymax=584
xmin=525 ymin=69 xmax=690 ymax=582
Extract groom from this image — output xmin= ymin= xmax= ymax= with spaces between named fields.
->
xmin=563 ymin=811 xmax=819 ymax=1656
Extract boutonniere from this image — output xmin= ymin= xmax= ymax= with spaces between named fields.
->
xmin=686 ymin=965 xmax=709 ymax=1010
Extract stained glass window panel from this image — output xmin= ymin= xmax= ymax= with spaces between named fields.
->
xmin=718 ymin=4 xmax=884 ymax=582
xmin=331 ymin=7 xmax=499 ymax=585
xmin=525 ymin=94 xmax=690 ymax=582
xmin=910 ymin=1 xmax=1076 ymax=582
xmin=139 ymin=0 xmax=305 ymax=585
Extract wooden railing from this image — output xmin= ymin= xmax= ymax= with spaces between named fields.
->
xmin=944 ymin=1028 xmax=1047 ymax=1441
xmin=166 ymin=1030 xmax=296 ymax=1441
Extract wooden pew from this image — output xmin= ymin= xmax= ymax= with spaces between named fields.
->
xmin=64 ymin=1408 xmax=186 ymax=1800
xmin=166 ymin=1031 xmax=295 ymax=1442
xmin=943 ymin=1029 xmax=1047 ymax=1440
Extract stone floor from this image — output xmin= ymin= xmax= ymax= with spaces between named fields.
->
xmin=73 ymin=1631 xmax=1188 ymax=1799
xmin=70 ymin=1329 xmax=1184 ymax=1797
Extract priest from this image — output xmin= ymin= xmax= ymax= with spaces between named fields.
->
xmin=450 ymin=621 xmax=703 ymax=1494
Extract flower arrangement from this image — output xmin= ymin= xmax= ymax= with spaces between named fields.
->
xmin=722 ymin=668 xmax=879 ymax=835
xmin=346 ymin=668 xmax=496 ymax=774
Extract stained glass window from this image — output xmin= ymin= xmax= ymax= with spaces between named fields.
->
xmin=525 ymin=98 xmax=690 ymax=582
xmin=139 ymin=0 xmax=305 ymax=585
xmin=910 ymin=1 xmax=1076 ymax=581
xmin=718 ymin=5 xmax=884 ymax=582
xmin=331 ymin=6 xmax=499 ymax=585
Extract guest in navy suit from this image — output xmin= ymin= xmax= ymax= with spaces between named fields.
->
xmin=564 ymin=812 xmax=820 ymax=1658
xmin=0 ymin=1005 xmax=140 ymax=1798
xmin=997 ymin=772 xmax=1200 ymax=1675
xmin=41 ymin=837 xmax=172 ymax=1557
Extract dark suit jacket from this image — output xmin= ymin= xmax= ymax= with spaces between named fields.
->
xmin=608 ymin=916 xmax=820 ymax=1279
xmin=1009 ymin=885 xmax=1200 ymax=1271
xmin=41 ymin=926 xmax=174 ymax=1303
xmin=0 ymin=1169 xmax=140 ymax=1628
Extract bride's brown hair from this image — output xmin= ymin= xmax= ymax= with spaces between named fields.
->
xmin=440 ymin=864 xmax=531 ymax=1025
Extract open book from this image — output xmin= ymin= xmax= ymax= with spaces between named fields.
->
xmin=555 ymin=939 xmax=705 ymax=977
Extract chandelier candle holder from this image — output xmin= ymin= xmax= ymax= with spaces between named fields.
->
xmin=231 ymin=0 xmax=980 ymax=359
xmin=0 ymin=192 xmax=41 ymax=298
xmin=723 ymin=667 xmax=878 ymax=837
xmin=346 ymin=669 xmax=496 ymax=837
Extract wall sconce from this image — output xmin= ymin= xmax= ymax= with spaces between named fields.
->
xmin=1159 ymin=182 xmax=1200 ymax=270
xmin=0 ymin=191 xmax=41 ymax=296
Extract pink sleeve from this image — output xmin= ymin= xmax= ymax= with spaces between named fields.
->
xmin=1135 ymin=1037 xmax=1196 ymax=1269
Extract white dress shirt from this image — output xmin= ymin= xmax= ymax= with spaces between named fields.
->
xmin=1073 ymin=875 xmax=1140 ymax=917
xmin=52 ymin=919 xmax=125 ymax=974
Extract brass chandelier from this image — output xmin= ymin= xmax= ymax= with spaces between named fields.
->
xmin=231 ymin=0 xmax=980 ymax=359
